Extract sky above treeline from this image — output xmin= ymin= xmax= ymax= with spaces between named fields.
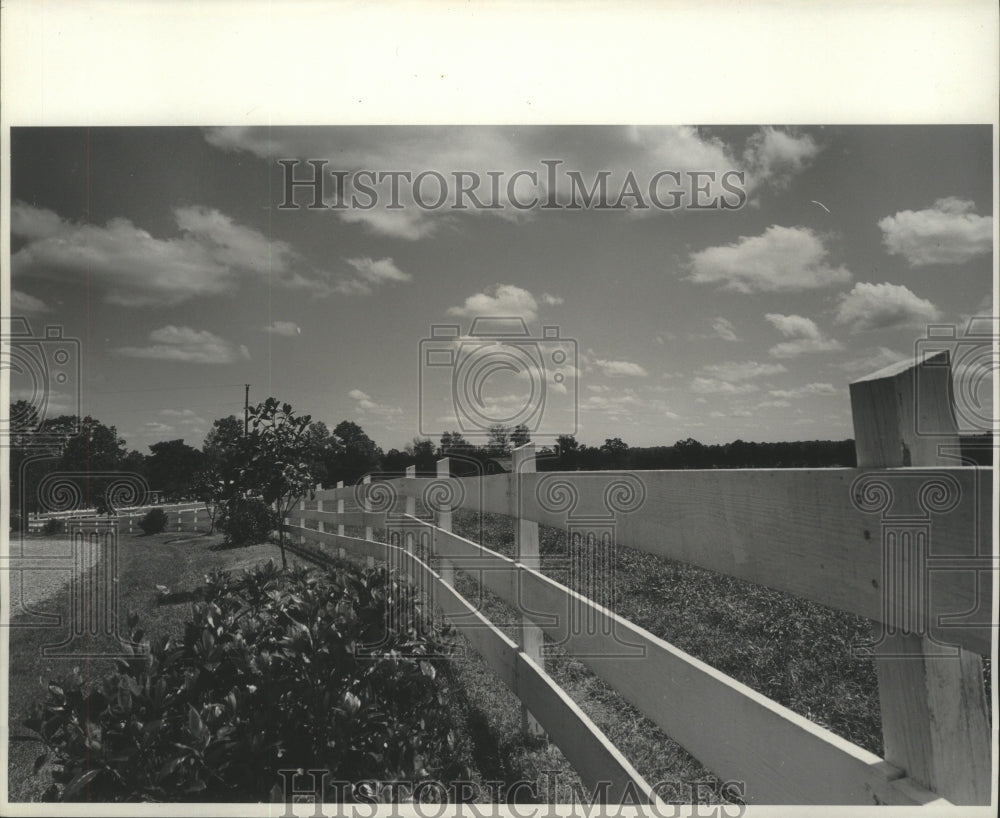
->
xmin=8 ymin=126 xmax=994 ymax=453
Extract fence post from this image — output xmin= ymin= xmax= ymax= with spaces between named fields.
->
xmin=405 ymin=465 xmax=416 ymax=555
xmin=299 ymin=497 xmax=306 ymax=544
xmin=512 ymin=442 xmax=545 ymax=738
xmin=336 ymin=481 xmax=345 ymax=559
xmin=436 ymin=458 xmax=455 ymax=585
xmin=362 ymin=475 xmax=374 ymax=568
xmin=316 ymin=488 xmax=325 ymax=534
xmin=849 ymin=352 xmax=990 ymax=804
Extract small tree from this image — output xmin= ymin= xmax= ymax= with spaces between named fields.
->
xmin=241 ymin=398 xmax=318 ymax=570
xmin=510 ymin=424 xmax=531 ymax=449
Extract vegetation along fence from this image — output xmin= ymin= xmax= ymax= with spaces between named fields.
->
xmin=282 ymin=352 xmax=993 ymax=806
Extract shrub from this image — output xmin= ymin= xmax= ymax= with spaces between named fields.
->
xmin=138 ymin=508 xmax=169 ymax=536
xmin=27 ymin=561 xmax=464 ymax=802
xmin=217 ymin=497 xmax=275 ymax=547
xmin=42 ymin=518 xmax=62 ymax=536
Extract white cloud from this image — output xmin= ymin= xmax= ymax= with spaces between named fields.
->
xmin=10 ymin=202 xmax=337 ymax=306
xmin=765 ymin=313 xmax=822 ymax=339
xmin=700 ymin=360 xmax=786 ymax=382
xmin=769 ymin=338 xmax=845 ymax=358
xmin=264 ymin=321 xmax=302 ymax=336
xmin=689 ymin=377 xmax=758 ymax=395
xmin=769 ymin=382 xmax=837 ymax=399
xmin=878 ymin=197 xmax=992 ymax=266
xmin=593 ymin=358 xmax=649 ymax=377
xmin=834 ymin=282 xmax=941 ymax=332
xmin=10 ymin=290 xmax=50 ymax=313
xmin=687 ymin=225 xmax=851 ymax=292
xmin=160 ymin=408 xmax=207 ymax=425
xmin=540 ymin=292 xmax=564 ymax=306
xmin=115 ymin=326 xmax=250 ymax=364
xmin=837 ymin=346 xmax=909 ymax=374
xmin=349 ymin=388 xmax=403 ymax=418
xmin=143 ymin=421 xmax=175 ymax=435
xmin=338 ymin=207 xmax=440 ymax=241
xmin=447 ymin=284 xmax=539 ymax=323
xmin=711 ymin=316 xmax=739 ymax=342
xmin=333 ymin=257 xmax=412 ymax=295
xmin=765 ymin=313 xmax=844 ymax=358
xmin=742 ymin=127 xmax=821 ymax=190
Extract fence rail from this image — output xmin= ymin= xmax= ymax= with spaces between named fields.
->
xmin=282 ymin=351 xmax=992 ymax=806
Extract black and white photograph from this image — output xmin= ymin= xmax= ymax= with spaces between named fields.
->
xmin=2 ymin=2 xmax=997 ymax=815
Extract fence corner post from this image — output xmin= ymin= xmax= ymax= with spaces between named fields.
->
xmin=849 ymin=351 xmax=990 ymax=804
xmin=512 ymin=442 xmax=545 ymax=738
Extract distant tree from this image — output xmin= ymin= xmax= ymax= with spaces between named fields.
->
xmin=408 ymin=437 xmax=436 ymax=472
xmin=601 ymin=437 xmax=628 ymax=469
xmin=555 ymin=434 xmax=580 ymax=469
xmin=121 ymin=449 xmax=148 ymax=478
xmin=381 ymin=448 xmax=413 ymax=474
xmin=487 ymin=424 xmax=510 ymax=457
xmin=510 ymin=424 xmax=531 ymax=449
xmin=61 ymin=416 xmax=126 ymax=473
xmin=146 ymin=439 xmax=205 ymax=500
xmin=301 ymin=420 xmax=333 ymax=486
xmin=203 ymin=415 xmax=243 ymax=467
xmin=327 ymin=420 xmax=383 ymax=485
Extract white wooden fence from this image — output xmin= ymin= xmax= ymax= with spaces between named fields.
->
xmin=27 ymin=502 xmax=212 ymax=534
xmin=283 ymin=352 xmax=992 ymax=806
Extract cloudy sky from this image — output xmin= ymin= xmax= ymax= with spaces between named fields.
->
xmin=8 ymin=126 xmax=993 ymax=453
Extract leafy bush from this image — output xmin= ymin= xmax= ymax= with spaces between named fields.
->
xmin=217 ymin=497 xmax=275 ymax=547
xmin=42 ymin=518 xmax=62 ymax=536
xmin=138 ymin=508 xmax=169 ymax=536
xmin=27 ymin=561 xmax=464 ymax=802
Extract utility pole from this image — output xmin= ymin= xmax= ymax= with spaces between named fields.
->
xmin=244 ymin=384 xmax=250 ymax=437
